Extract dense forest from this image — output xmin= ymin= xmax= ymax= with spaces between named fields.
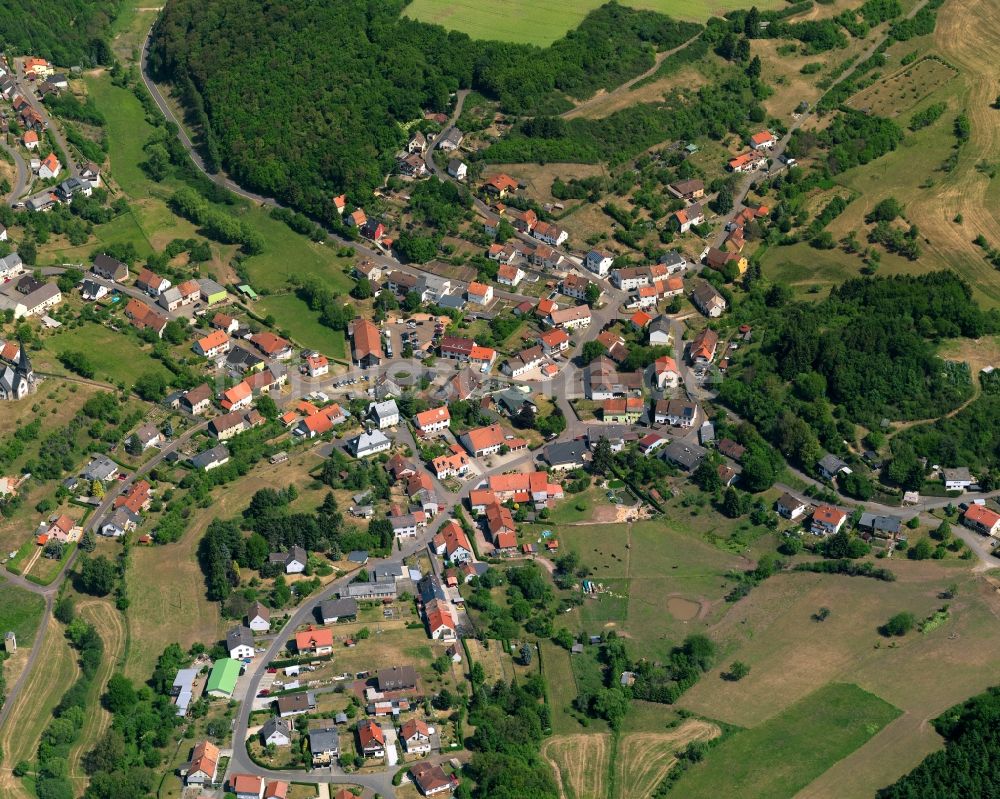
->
xmin=720 ymin=272 xmax=998 ymax=480
xmin=147 ymin=0 xmax=698 ymax=211
xmin=0 ymin=0 xmax=118 ymax=65
xmin=877 ymin=687 xmax=1000 ymax=798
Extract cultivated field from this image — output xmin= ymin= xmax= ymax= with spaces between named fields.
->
xmin=0 ymin=616 xmax=78 ymax=799
xmin=402 ymin=0 xmax=784 ymax=45
xmin=68 ymin=599 xmax=127 ymax=786
xmin=542 ymin=733 xmax=612 ymax=799
xmin=671 ymin=683 xmax=900 ymax=798
xmin=676 ymin=561 xmax=1000 ymax=796
xmin=615 ymin=719 xmax=722 ymax=799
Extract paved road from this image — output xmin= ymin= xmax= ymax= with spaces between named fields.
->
xmin=714 ymin=0 xmax=932 ymax=246
xmin=0 ymin=136 xmax=29 ymax=204
xmin=11 ymin=59 xmax=78 ymax=180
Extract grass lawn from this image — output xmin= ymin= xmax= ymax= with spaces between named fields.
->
xmin=540 ymin=639 xmax=602 ymax=736
xmin=258 ymin=293 xmax=347 ymax=359
xmin=670 ymin=683 xmax=900 ymax=799
xmin=36 ymin=323 xmax=172 ymax=387
xmin=240 ymin=208 xmax=355 ymax=293
xmin=402 ymin=0 xmax=782 ymax=45
xmin=546 ymin=486 xmax=605 ymax=524
xmin=0 ymin=584 xmax=46 ymax=646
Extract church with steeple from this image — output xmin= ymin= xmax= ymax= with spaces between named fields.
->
xmin=0 ymin=343 xmax=35 ymax=401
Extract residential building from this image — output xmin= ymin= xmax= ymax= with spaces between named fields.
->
xmin=319 ymin=598 xmax=358 ymax=623
xmin=942 ymin=467 xmax=974 ymax=491
xmin=231 ymin=774 xmax=265 ymax=799
xmin=251 ymin=332 xmax=292 ymax=360
xmin=91 ymin=253 xmax=129 ymax=282
xmin=963 ymin=504 xmax=1000 ymax=537
xmin=690 ymin=282 xmax=726 ymax=318
xmin=185 ymin=741 xmax=220 ymax=786
xmin=653 ymin=355 xmax=681 ymax=389
xmin=662 ymin=441 xmax=708 ymax=472
xmin=656 ymin=398 xmax=698 ymax=428
xmin=180 ymin=384 xmax=214 ymax=415
xmin=247 ymin=601 xmax=270 ymax=632
xmin=357 ymin=719 xmax=386 ymax=758
xmin=539 ymin=328 xmax=570 ymax=354
xmin=502 ymin=345 xmax=545 ymax=377
xmin=369 ymin=399 xmax=400 ymax=429
xmin=460 ymin=424 xmax=525 ymax=458
xmin=227 ymin=626 xmax=255 ymax=660
xmin=533 ymin=220 xmax=568 ymax=246
xmin=673 ymin=202 xmax=704 ymax=233
xmin=135 ymin=268 xmax=171 ymax=296
xmin=497 ymin=263 xmax=525 ymax=287
xmin=276 ymin=691 xmax=318 ymax=717
xmin=309 ymin=728 xmax=340 ymax=766
xmin=602 ymin=397 xmax=643 ymax=424
xmin=776 ymin=493 xmax=808 ymax=521
xmin=811 ymin=505 xmax=848 ymax=536
xmin=585 ymin=250 xmax=614 ymax=276
xmin=414 ymin=405 xmax=451 ymax=435
xmin=817 ymin=454 xmax=850 ymax=480
xmin=543 ymin=439 xmax=589 ymax=471
xmin=433 ymin=520 xmax=473 ymax=563
xmin=466 ymin=281 xmax=493 ymax=305
xmin=667 ymin=179 xmax=705 ymax=200
xmin=689 ymin=328 xmax=719 ymax=365
xmin=346 ymin=428 xmax=392 ymax=458
xmin=548 ymin=305 xmax=591 ymax=330
xmin=38 ymin=152 xmax=61 ymax=179
xmin=447 ymin=159 xmax=467 ymax=180
xmin=410 ymin=762 xmax=458 ymax=797
xmin=194 ymin=330 xmax=231 ymax=358
xmin=305 ymin=353 xmax=329 ymax=377
xmin=750 ymin=130 xmax=777 ymax=150
xmin=260 ymin=717 xmax=292 ymax=747
xmin=659 ymin=250 xmax=688 ymax=273
xmin=400 ymin=718 xmax=432 ymax=754
xmin=269 ymin=545 xmax=307 ymax=574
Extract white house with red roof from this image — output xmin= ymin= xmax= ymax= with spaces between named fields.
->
xmin=750 ymin=130 xmax=777 ymax=150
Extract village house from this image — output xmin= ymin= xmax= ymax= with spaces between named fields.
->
xmin=811 ymin=505 xmax=848 ymax=536
xmin=276 ymin=691 xmax=318 ymax=718
xmin=942 ymin=467 xmax=974 ymax=492
xmin=533 ymin=220 xmax=568 ymax=247
xmin=357 ymin=719 xmax=386 ymax=758
xmin=250 ymin=332 xmax=293 ymax=360
xmin=227 ymin=626 xmax=255 ymax=660
xmin=603 ymin=397 xmax=644 ymax=424
xmin=485 ymin=502 xmax=517 ymax=549
xmin=963 ymin=504 xmax=1000 ymax=537
xmin=231 ymin=774 xmax=265 ymax=799
xmin=659 ymin=250 xmax=688 ymax=274
xmin=561 ymin=273 xmax=600 ymax=302
xmin=247 ymin=601 xmax=270 ymax=632
xmin=497 ymin=263 xmax=525 ymax=287
xmin=434 ymin=520 xmax=474 ymax=563
xmin=294 ymin=626 xmax=334 ymax=656
xmin=400 ymin=718 xmax=433 ymax=754
xmin=585 ymin=249 xmax=614 ymax=276
xmin=180 ymin=384 xmax=214 ymax=414
xmin=269 ymin=545 xmax=307 ymax=574
xmin=460 ymin=424 xmax=526 ymax=458
xmin=656 ymin=398 xmax=698 ymax=428
xmin=185 ymin=741 xmax=220 ymax=786
xmin=776 ymin=493 xmax=808 ymax=520
xmin=260 ymin=717 xmax=293 ymax=747
xmin=135 ymin=268 xmax=171 ymax=296
xmin=410 ymin=762 xmax=458 ymax=797
xmin=466 ymin=281 xmax=493 ymax=306
xmin=319 ymin=597 xmax=358 ymax=623
xmin=414 ymin=405 xmax=451 ymax=435
xmin=194 ymin=330 xmax=231 ymax=358
xmin=690 ymin=282 xmax=726 ymax=318
xmin=309 ymin=728 xmax=340 ymax=766
xmin=483 ymin=174 xmax=519 ymax=198
xmin=369 ymin=399 xmax=400 ymax=429
xmin=673 ymin=202 xmax=705 ymax=233
xmin=433 ymin=447 xmax=472 ymax=480
xmin=750 ymin=130 xmax=777 ymax=150
xmin=447 ymin=159 xmax=467 ymax=180
xmin=667 ymin=179 xmax=705 ymax=201
xmin=544 ymin=439 xmax=589 ymax=471
xmin=38 ymin=153 xmax=61 ymax=179
xmin=539 ymin=328 xmax=570 ymax=355
xmin=346 ymin=428 xmax=392 ymax=458
xmin=653 ymin=355 xmax=681 ymax=389
xmin=729 ymin=151 xmax=767 ymax=173
xmin=502 ymin=345 xmax=545 ymax=378
xmin=305 ymin=352 xmax=329 ymax=377
xmin=689 ymin=327 xmax=719 ymax=365
xmin=548 ymin=305 xmax=591 ymax=331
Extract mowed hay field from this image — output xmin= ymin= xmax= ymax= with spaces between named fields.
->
xmin=764 ymin=0 xmax=1000 ymax=310
xmin=615 ymin=718 xmax=722 ymax=799
xmin=542 ymin=733 xmax=612 ymax=799
xmin=67 ymin=600 xmax=127 ymax=787
xmin=402 ymin=0 xmax=783 ymax=45
xmin=677 ymin=562 xmax=1000 ymax=797
xmin=0 ymin=616 xmax=78 ymax=799
xmin=542 ymin=718 xmax=721 ymax=799
xmin=671 ymin=683 xmax=900 ymax=799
